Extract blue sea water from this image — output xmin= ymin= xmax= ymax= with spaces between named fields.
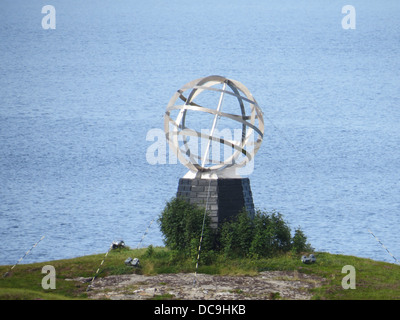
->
xmin=0 ymin=0 xmax=399 ymax=265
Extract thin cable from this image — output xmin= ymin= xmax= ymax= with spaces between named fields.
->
xmin=368 ymin=229 xmax=400 ymax=265
xmin=2 ymin=235 xmax=45 ymax=278
xmin=193 ymin=178 xmax=213 ymax=285
xmin=86 ymin=218 xmax=156 ymax=292
xmin=264 ymin=116 xmax=301 ymax=154
xmin=193 ymin=84 xmax=226 ymax=285
xmin=136 ymin=218 xmax=156 ymax=250
xmin=86 ymin=243 xmax=113 ymax=292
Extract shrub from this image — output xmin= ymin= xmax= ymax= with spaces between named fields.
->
xmin=291 ymin=227 xmax=313 ymax=253
xmin=249 ymin=211 xmax=274 ymax=258
xmin=158 ymin=197 xmax=215 ymax=259
xmin=268 ymin=211 xmax=292 ymax=253
xmin=158 ymin=198 xmax=313 ymax=261
xmin=144 ymin=244 xmax=154 ymax=257
xmin=222 ymin=209 xmax=294 ymax=259
xmin=219 ymin=210 xmax=254 ymax=258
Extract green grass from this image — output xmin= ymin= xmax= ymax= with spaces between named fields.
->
xmin=1 ymin=246 xmax=399 ymax=300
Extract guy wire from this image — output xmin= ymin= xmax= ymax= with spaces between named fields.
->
xmin=193 ymin=177 xmax=213 ymax=286
xmin=368 ymin=229 xmax=400 ymax=265
xmin=2 ymin=235 xmax=45 ymax=278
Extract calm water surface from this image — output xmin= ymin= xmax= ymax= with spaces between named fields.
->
xmin=0 ymin=0 xmax=399 ymax=265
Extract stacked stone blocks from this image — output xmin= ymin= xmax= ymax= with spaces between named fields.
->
xmin=176 ymin=178 xmax=255 ymax=229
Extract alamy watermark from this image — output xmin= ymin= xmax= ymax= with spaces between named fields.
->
xmin=41 ymin=5 xmax=56 ymax=30
xmin=146 ymin=128 xmax=256 ymax=175
xmin=341 ymin=265 xmax=356 ymax=289
xmin=41 ymin=265 xmax=56 ymax=289
xmin=342 ymin=5 xmax=356 ymax=30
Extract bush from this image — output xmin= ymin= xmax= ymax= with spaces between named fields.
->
xmin=158 ymin=198 xmax=313 ymax=261
xmin=249 ymin=210 xmax=274 ymax=258
xmin=291 ymin=227 xmax=313 ymax=253
xmin=158 ymin=197 xmax=215 ymax=259
xmin=221 ymin=209 xmax=295 ymax=259
xmin=219 ymin=210 xmax=254 ymax=258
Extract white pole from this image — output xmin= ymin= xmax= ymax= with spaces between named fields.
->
xmin=201 ymin=82 xmax=226 ymax=168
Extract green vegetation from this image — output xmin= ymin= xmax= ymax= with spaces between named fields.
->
xmin=1 ymin=246 xmax=399 ymax=300
xmin=1 ymin=199 xmax=399 ymax=300
xmin=158 ymin=197 xmax=215 ymax=260
xmin=158 ymin=198 xmax=313 ymax=263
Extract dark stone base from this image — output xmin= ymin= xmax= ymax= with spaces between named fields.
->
xmin=176 ymin=178 xmax=255 ymax=229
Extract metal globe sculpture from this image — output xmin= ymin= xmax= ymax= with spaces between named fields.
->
xmin=164 ymin=75 xmax=264 ymax=177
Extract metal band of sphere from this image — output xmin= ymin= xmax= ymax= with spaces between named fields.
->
xmin=164 ymin=75 xmax=264 ymax=174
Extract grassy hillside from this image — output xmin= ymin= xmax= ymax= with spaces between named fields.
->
xmin=1 ymin=246 xmax=399 ymax=300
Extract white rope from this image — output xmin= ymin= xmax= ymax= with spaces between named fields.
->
xmin=193 ymin=178 xmax=213 ymax=286
xmin=136 ymin=218 xmax=155 ymax=249
xmin=86 ymin=218 xmax=156 ymax=292
xmin=193 ymin=92 xmax=225 ymax=285
xmin=368 ymin=229 xmax=400 ymax=265
xmin=86 ymin=243 xmax=113 ymax=291
xmin=193 ymin=101 xmax=223 ymax=285
xmin=2 ymin=235 xmax=45 ymax=278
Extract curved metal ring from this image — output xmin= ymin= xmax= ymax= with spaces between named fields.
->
xmin=164 ymin=75 xmax=264 ymax=174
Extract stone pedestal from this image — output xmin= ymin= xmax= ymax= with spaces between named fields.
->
xmin=176 ymin=178 xmax=255 ymax=229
